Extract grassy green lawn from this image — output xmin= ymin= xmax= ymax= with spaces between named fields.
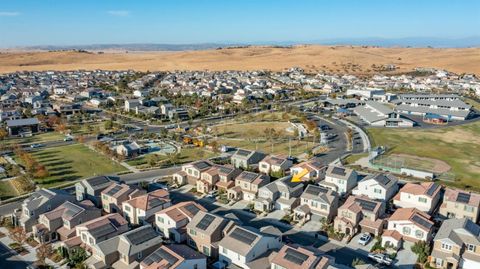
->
xmin=0 ymin=181 xmax=19 ymax=200
xmin=18 ymin=144 xmax=126 ymax=188
xmin=343 ymin=153 xmax=368 ymax=165
xmin=367 ymin=121 xmax=480 ymax=190
xmin=4 ymin=132 xmax=66 ymax=146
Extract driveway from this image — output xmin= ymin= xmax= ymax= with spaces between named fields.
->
xmin=348 ymin=233 xmax=376 ymax=253
xmin=0 ymin=241 xmax=31 ymax=269
xmin=394 ymin=241 xmax=418 ymax=269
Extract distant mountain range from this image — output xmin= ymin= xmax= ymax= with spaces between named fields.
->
xmin=20 ymin=37 xmax=480 ymax=51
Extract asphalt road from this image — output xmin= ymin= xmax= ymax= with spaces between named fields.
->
xmin=0 ymin=241 xmax=31 ymax=269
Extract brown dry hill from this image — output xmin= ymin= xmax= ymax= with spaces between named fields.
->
xmin=1 ymin=45 xmax=479 ymax=75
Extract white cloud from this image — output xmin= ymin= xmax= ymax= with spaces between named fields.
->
xmin=107 ymin=10 xmax=130 ymax=17
xmin=0 ymin=12 xmax=20 ymax=17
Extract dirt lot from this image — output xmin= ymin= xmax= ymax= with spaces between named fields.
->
xmin=1 ymin=45 xmax=479 ymax=75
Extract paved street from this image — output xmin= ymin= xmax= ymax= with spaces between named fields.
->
xmin=0 ymin=241 xmax=31 ymax=269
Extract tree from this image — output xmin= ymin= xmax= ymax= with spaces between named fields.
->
xmin=36 ymin=243 xmax=53 ymax=265
xmin=104 ymin=120 xmax=114 ymax=130
xmin=411 ymin=240 xmax=430 ymax=264
xmin=0 ymin=128 xmax=8 ymax=140
xmin=10 ymin=227 xmax=27 ymax=245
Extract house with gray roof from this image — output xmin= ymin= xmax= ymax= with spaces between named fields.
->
xmin=6 ymin=117 xmax=40 ymax=136
xmin=352 ymin=173 xmax=398 ymax=201
xmin=218 ymin=225 xmax=283 ymax=269
xmin=294 ymin=185 xmax=339 ymax=223
xmin=395 ymin=94 xmax=473 ymax=121
xmin=320 ymin=165 xmax=358 ymax=196
xmin=75 ymin=175 xmax=114 ymax=207
xmin=430 ymin=218 xmax=480 ymax=269
xmin=12 ymin=188 xmax=75 ymax=232
xmin=353 ymin=101 xmax=414 ymax=127
xmin=231 ymin=149 xmax=266 ymax=169
xmin=254 ymin=175 xmax=304 ymax=213
xmin=86 ymin=225 xmax=162 ymax=269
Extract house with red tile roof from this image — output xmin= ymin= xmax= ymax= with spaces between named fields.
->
xmin=393 ymin=182 xmax=441 ymax=213
xmin=439 ymin=187 xmax=480 ymax=222
xmin=384 ymin=207 xmax=434 ymax=245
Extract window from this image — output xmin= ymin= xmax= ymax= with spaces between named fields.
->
xmin=441 ymin=242 xmax=452 ymax=251
xmin=415 ymin=230 xmax=424 ymax=238
xmin=418 ymin=197 xmax=427 ymax=203
xmin=189 ymin=229 xmax=197 ymax=236
xmin=311 ymin=201 xmax=318 ymax=207
xmin=102 ymin=194 xmax=107 ymax=200
xmin=402 ymin=227 xmax=411 ymax=235
xmin=435 ymin=258 xmax=443 ymax=267
xmin=157 ymin=216 xmax=164 ymax=223
xmin=81 ymin=234 xmax=86 ymax=241
xmin=374 ymin=188 xmax=382 ymax=194
xmin=467 ymin=244 xmax=476 ymax=252
xmin=320 ymin=204 xmax=327 ymax=210
xmin=203 ymin=246 xmax=210 ymax=256
xmin=124 ymin=205 xmax=131 ymax=212
xmin=464 ymin=205 xmax=474 ymax=213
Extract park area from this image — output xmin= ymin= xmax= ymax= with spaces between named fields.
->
xmin=15 ymin=144 xmax=126 ymax=188
xmin=210 ymin=112 xmax=324 ymax=157
xmin=367 ymin=120 xmax=480 ymax=190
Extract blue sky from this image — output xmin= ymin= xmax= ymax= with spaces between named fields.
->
xmin=0 ymin=0 xmax=479 ymax=47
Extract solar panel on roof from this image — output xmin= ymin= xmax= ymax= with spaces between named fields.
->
xmin=236 ymin=149 xmax=251 ymax=156
xmin=355 ymin=198 xmax=377 ymax=212
xmin=219 ymin=166 xmax=233 ymax=174
xmin=107 ymin=185 xmax=122 ymax=196
xmin=90 ymin=223 xmax=116 ymax=237
xmin=241 ymin=172 xmax=258 ymax=181
xmin=196 ymin=214 xmax=215 ymax=230
xmin=194 ymin=161 xmax=211 ymax=170
xmin=126 ymin=227 xmax=158 ymax=245
xmin=332 ymin=167 xmax=346 ymax=176
xmin=374 ymin=174 xmax=391 ymax=186
xmin=457 ymin=192 xmax=471 ymax=203
xmin=230 ymin=228 xmax=257 ymax=245
xmin=148 ymin=198 xmax=166 ymax=209
xmin=184 ymin=204 xmax=200 ymax=215
xmin=63 ymin=203 xmax=82 ymax=218
xmin=143 ymin=248 xmax=178 ymax=266
xmin=426 ymin=184 xmax=438 ymax=196
xmin=87 ymin=176 xmax=110 ymax=186
xmin=304 ymin=185 xmax=327 ymax=196
xmin=411 ymin=215 xmax=432 ymax=230
xmin=284 ymin=248 xmax=309 ymax=265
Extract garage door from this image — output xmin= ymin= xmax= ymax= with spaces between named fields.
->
xmin=462 ymin=258 xmax=480 ymax=269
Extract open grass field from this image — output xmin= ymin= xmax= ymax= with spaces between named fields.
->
xmin=1 ymin=45 xmax=480 ymax=75
xmin=0 ymin=181 xmax=19 ymax=200
xmin=17 ymin=144 xmax=126 ymax=187
xmin=211 ymin=121 xmax=320 ymax=156
xmin=367 ymin=121 xmax=480 ymax=190
xmin=371 ymin=153 xmax=451 ymax=173
xmin=4 ymin=132 xmax=66 ymax=146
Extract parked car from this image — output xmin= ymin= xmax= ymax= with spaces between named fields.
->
xmin=30 ymin=143 xmax=43 ymax=148
xmin=368 ymin=253 xmax=393 ymax=266
xmin=358 ymin=233 xmax=372 ymax=246
xmin=205 ymin=190 xmax=218 ymax=199
xmin=64 ymin=136 xmax=73 ymax=141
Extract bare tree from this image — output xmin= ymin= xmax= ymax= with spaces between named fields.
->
xmin=36 ymin=243 xmax=53 ymax=265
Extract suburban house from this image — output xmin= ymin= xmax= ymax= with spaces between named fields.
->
xmin=218 ymin=225 xmax=283 ymax=269
xmin=140 ymin=244 xmax=207 ymax=269
xmin=383 ymin=208 xmax=434 ymax=247
xmin=12 ymin=188 xmax=76 ymax=232
xmin=122 ymin=189 xmax=171 ymax=225
xmin=230 ymin=149 xmax=266 ymax=169
xmin=439 ymin=188 xmax=480 ymax=222
xmin=270 ymin=244 xmax=335 ymax=269
xmin=197 ymin=165 xmax=222 ymax=194
xmin=101 ymin=183 xmax=146 ymax=214
xmin=124 ymin=99 xmax=141 ymax=112
xmin=66 ymin=213 xmax=128 ymax=252
xmin=85 ymin=225 xmax=163 ymax=269
xmin=173 ymin=160 xmax=213 ymax=186
xmin=254 ymin=176 xmax=303 ymax=213
xmin=75 ymin=176 xmax=114 ymax=207
xmin=290 ymin=160 xmax=326 ymax=182
xmin=293 ymin=185 xmax=339 ymax=223
xmin=33 ymin=200 xmax=101 ymax=244
xmin=258 ymin=155 xmax=293 ymax=176
xmin=429 ymin=218 xmax=480 ymax=269
xmin=215 ymin=165 xmax=242 ymax=192
xmin=186 ymin=211 xmax=233 ymax=259
xmin=320 ymin=165 xmax=357 ymax=196
xmin=352 ymin=173 xmax=398 ymax=201
xmin=334 ymin=195 xmax=386 ymax=237
xmin=227 ymin=171 xmax=270 ymax=202
xmin=155 ymin=201 xmax=206 ymax=243
xmin=393 ymin=182 xmax=442 ymax=213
